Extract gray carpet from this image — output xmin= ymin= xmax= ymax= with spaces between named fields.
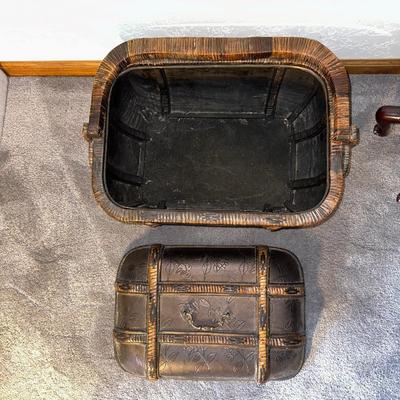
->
xmin=0 ymin=76 xmax=399 ymax=400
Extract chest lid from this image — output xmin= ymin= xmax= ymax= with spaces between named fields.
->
xmin=114 ymin=245 xmax=305 ymax=383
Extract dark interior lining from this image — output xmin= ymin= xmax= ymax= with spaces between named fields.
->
xmin=105 ymin=66 xmax=328 ymax=212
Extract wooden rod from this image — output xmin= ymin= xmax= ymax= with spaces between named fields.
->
xmin=1 ymin=59 xmax=400 ymax=76
xmin=0 ymin=61 xmax=100 ymax=76
xmin=343 ymin=59 xmax=400 ymax=74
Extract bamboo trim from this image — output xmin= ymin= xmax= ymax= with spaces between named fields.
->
xmin=159 ymin=283 xmax=258 ymax=295
xmin=146 ymin=244 xmax=162 ymax=380
xmin=1 ymin=59 xmax=400 ymax=76
xmin=115 ymin=282 xmax=148 ymax=294
xmin=267 ymin=285 xmax=304 ymax=297
xmin=256 ymin=246 xmax=269 ymax=384
xmin=115 ymin=281 xmax=303 ymax=297
xmin=159 ymin=333 xmax=257 ymax=347
xmin=113 ymin=329 xmax=306 ymax=348
xmin=268 ymin=335 xmax=306 ymax=348
xmin=113 ymin=330 xmax=147 ymax=344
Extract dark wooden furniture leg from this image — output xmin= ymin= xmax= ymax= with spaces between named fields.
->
xmin=374 ymin=106 xmax=400 ymax=136
xmin=374 ymin=105 xmax=400 ymax=201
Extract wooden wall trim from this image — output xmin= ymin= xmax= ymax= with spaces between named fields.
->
xmin=1 ymin=59 xmax=400 ymax=77
xmin=0 ymin=61 xmax=100 ymax=76
xmin=343 ymin=59 xmax=400 ymax=74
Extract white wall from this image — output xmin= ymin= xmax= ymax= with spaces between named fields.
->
xmin=1 ymin=0 xmax=400 ymax=60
